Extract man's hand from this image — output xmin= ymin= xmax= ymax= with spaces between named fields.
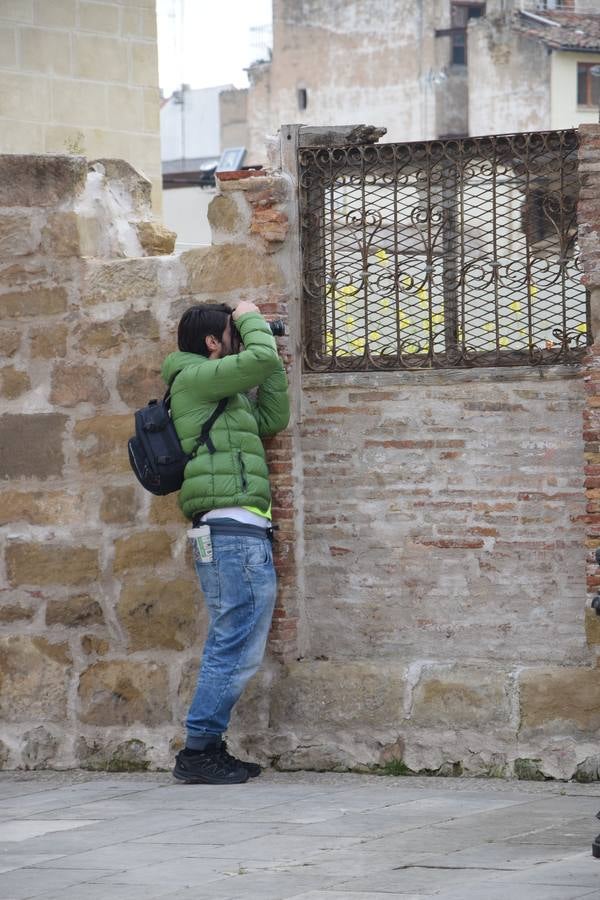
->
xmin=232 ymin=301 xmax=261 ymax=321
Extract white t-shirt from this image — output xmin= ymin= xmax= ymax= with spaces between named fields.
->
xmin=202 ymin=506 xmax=270 ymax=528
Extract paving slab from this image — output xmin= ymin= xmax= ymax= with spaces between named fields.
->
xmin=0 ymin=770 xmax=598 ymax=900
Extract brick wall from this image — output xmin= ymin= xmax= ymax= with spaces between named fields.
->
xmin=261 ymin=124 xmax=600 ymax=781
xmin=580 ymin=124 xmax=600 ymax=673
xmin=273 ymin=368 xmax=591 ymax=777
xmin=0 ymin=0 xmax=161 ymax=208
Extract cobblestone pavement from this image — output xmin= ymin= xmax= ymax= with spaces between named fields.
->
xmin=0 ymin=770 xmax=599 ymax=899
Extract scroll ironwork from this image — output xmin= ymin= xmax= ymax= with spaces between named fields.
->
xmin=299 ymin=130 xmax=589 ymax=372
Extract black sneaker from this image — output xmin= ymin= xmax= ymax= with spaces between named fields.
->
xmin=217 ymin=740 xmax=262 ymax=778
xmin=593 ymin=833 xmax=600 ymax=858
xmin=172 ymin=746 xmax=249 ymax=785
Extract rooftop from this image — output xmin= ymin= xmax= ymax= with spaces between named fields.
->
xmin=512 ymin=10 xmax=600 ymax=52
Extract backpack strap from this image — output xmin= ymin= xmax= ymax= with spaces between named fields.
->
xmin=188 ymin=397 xmax=229 ymax=457
xmin=167 ymin=371 xmax=228 ymax=457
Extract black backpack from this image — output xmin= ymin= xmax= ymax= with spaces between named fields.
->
xmin=127 ymin=384 xmax=228 ymax=496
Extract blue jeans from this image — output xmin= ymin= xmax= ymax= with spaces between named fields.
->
xmin=186 ymin=532 xmax=277 ymax=748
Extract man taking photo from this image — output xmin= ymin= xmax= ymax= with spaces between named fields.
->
xmin=161 ymin=300 xmax=290 ymax=785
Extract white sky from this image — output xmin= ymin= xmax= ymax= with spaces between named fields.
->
xmin=157 ymin=0 xmax=273 ymax=96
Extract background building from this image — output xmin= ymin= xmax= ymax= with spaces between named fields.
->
xmin=238 ymin=0 xmax=600 ymax=165
xmin=0 ymin=0 xmax=162 ymax=208
xmin=160 ymin=83 xmax=237 ymax=247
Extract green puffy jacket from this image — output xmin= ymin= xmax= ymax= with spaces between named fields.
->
xmin=161 ymin=311 xmax=290 ymax=521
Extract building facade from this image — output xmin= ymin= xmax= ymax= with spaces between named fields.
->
xmin=240 ymin=0 xmax=600 ymax=165
xmin=0 ymin=0 xmax=162 ymax=208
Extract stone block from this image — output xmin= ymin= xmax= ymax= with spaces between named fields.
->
xmin=520 ymin=666 xmax=600 ymax=733
xmin=6 ymin=541 xmax=99 ymax=587
xmin=79 ymin=1 xmax=119 ymax=33
xmin=134 ymin=220 xmax=176 ymax=256
xmin=33 ymin=0 xmax=76 ymax=27
xmin=182 ymin=244 xmax=284 ymax=293
xmin=50 ymin=363 xmax=110 ymax=407
xmin=0 ymin=329 xmax=20 ymax=356
xmin=74 ymin=414 xmax=132 ymax=474
xmin=46 ymin=594 xmax=104 ymax=627
xmin=41 ymin=212 xmax=81 ymax=257
xmin=131 ymin=40 xmax=158 ymax=86
xmin=0 ymin=120 xmax=44 ymax=155
xmin=0 ymin=635 xmax=71 ymax=722
xmin=116 ymin=577 xmax=197 ymax=651
xmin=0 ymin=413 xmax=66 ymax=479
xmin=149 ymin=492 xmax=185 ymax=525
xmin=0 ymin=286 xmax=67 ymax=318
xmin=410 ymin=667 xmax=511 ymax=728
xmin=30 ymin=324 xmax=67 ymax=358
xmin=106 ymin=84 xmax=144 ymax=131
xmin=83 ymin=258 xmax=159 ymax=305
xmin=52 ymin=79 xmax=108 ymax=128
xmin=0 ymin=26 xmax=17 ymax=67
xmin=20 ymin=27 xmax=71 ymax=75
xmin=127 ymin=133 xmax=161 ymax=178
xmin=43 ymin=125 xmax=88 ymax=157
xmin=0 ymin=604 xmax=34 ymax=623
xmin=120 ymin=307 xmax=160 ymax=341
xmin=78 ymin=660 xmax=170 ymax=725
xmin=113 ymin=531 xmax=173 ymax=573
xmin=116 ymin=357 xmax=162 ymax=408
xmin=100 ymin=486 xmax=138 ymax=524
xmin=141 ymin=8 xmax=157 ymax=39
xmin=89 ymin=158 xmax=152 ymax=210
xmin=0 ymin=72 xmax=50 ymax=123
xmin=76 ymin=737 xmax=149 ymax=772
xmin=121 ymin=6 xmax=142 ymax=37
xmin=586 ymin=605 xmax=600 ymax=646
xmin=21 ymin=726 xmax=58 ymax=769
xmin=0 ymin=211 xmax=41 ymax=256
xmin=269 ymin=660 xmax=405 ymax=731
xmin=0 ymin=260 xmax=51 ymax=290
xmin=0 ymin=154 xmax=86 ymax=207
xmin=1 ymin=366 xmax=30 ymax=399
xmin=143 ymin=86 xmax=160 ymax=132
xmin=207 ymin=195 xmax=244 ymax=233
xmin=81 ymin=635 xmax=109 ymax=656
xmin=73 ymin=33 xmax=129 ymax=81
xmin=1 ymin=1 xmax=32 ymax=22
xmin=75 ymin=320 xmax=123 ymax=356
xmin=0 ymin=489 xmax=82 ymax=525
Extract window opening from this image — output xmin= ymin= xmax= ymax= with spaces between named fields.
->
xmin=578 ymin=63 xmax=600 ymax=108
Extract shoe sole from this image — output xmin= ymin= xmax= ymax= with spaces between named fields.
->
xmin=172 ymin=765 xmax=248 ymax=785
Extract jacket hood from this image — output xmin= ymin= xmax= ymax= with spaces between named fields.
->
xmin=161 ymin=351 xmax=205 ymax=386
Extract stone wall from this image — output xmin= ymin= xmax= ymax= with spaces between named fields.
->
xmin=2 ymin=125 xmax=600 ymax=779
xmin=468 ymin=17 xmax=551 ymax=137
xmin=0 ymin=154 xmax=298 ymax=771
xmin=0 ymin=0 xmax=161 ymax=209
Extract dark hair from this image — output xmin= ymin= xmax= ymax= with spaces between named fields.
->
xmin=177 ymin=303 xmax=233 ymax=356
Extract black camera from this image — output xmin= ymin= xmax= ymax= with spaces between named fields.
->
xmin=269 ymin=319 xmax=286 ymax=337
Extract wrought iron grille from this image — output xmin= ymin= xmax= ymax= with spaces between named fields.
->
xmin=299 ymin=129 xmax=589 ymax=372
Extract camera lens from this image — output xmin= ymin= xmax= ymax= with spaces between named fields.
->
xmin=269 ymin=319 xmax=286 ymax=337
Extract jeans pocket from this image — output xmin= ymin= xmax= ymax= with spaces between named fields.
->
xmin=244 ymin=537 xmax=270 ymax=567
xmin=196 ymin=558 xmax=220 ymax=608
